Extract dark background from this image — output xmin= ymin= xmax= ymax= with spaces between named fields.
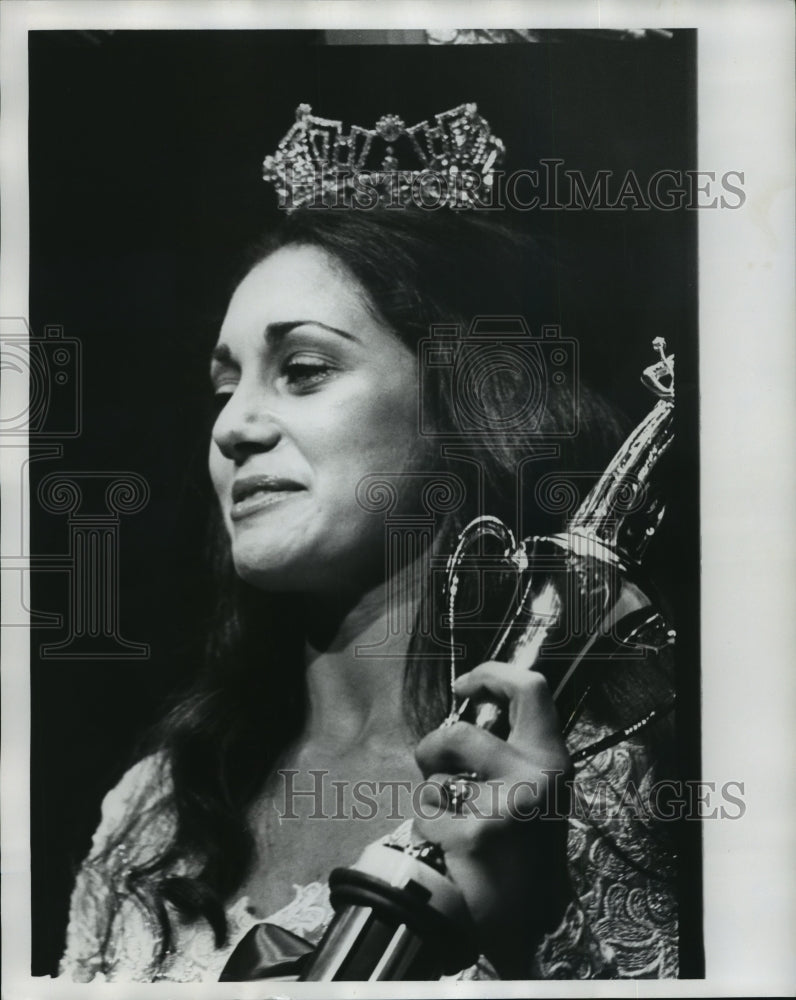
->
xmin=28 ymin=29 xmax=700 ymax=976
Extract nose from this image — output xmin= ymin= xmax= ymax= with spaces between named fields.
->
xmin=211 ymin=384 xmax=282 ymax=465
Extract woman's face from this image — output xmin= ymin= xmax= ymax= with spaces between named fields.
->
xmin=209 ymin=243 xmax=427 ymax=593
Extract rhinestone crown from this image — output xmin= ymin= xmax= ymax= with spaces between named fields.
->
xmin=262 ymin=103 xmax=506 ymax=212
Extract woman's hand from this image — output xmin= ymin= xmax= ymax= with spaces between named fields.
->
xmin=413 ymin=661 xmax=573 ymax=979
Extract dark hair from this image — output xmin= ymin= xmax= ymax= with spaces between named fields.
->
xmin=105 ymin=206 xmax=654 ymax=960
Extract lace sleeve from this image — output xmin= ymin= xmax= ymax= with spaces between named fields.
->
xmin=59 ymin=754 xmax=174 ymax=981
xmin=534 ymin=718 xmax=679 ymax=979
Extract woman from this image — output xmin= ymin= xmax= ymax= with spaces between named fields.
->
xmin=59 ymin=201 xmax=678 ymax=981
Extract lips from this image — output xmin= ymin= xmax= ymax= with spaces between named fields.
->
xmin=230 ymin=475 xmax=305 ymax=521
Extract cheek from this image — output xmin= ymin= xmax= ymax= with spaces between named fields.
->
xmin=338 ymin=379 xmax=420 ymax=462
xmin=207 ymin=444 xmax=229 ymax=497
xmin=311 ymin=389 xmax=426 ymax=535
xmin=207 ymin=446 xmax=236 ymax=540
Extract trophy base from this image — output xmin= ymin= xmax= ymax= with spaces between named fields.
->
xmin=301 ymin=843 xmax=477 ymax=981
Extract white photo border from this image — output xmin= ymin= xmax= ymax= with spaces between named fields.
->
xmin=2 ymin=1 xmax=794 ymax=997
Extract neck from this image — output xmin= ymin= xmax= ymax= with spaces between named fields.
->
xmin=298 ymin=561 xmax=425 ymax=754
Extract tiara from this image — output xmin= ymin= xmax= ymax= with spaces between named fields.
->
xmin=262 ymin=103 xmax=506 ymax=212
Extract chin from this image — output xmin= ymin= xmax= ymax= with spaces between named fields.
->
xmin=231 ymin=544 xmax=380 ymax=598
xmin=232 ymin=550 xmax=306 ymax=592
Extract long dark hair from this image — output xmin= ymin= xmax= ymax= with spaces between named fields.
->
xmin=103 ymin=206 xmax=644 ymax=959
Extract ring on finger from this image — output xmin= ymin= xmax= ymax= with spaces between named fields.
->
xmin=441 ymin=772 xmax=479 ymax=814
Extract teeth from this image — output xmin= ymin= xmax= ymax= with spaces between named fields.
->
xmin=241 ymin=487 xmax=271 ymax=501
xmin=234 ymin=483 xmax=300 ymax=504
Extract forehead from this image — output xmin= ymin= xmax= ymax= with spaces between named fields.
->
xmin=219 ymin=243 xmax=379 ymax=339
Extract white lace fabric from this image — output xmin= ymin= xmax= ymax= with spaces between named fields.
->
xmin=59 ymin=721 xmax=678 ymax=982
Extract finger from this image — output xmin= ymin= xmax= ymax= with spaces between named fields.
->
xmin=415 ymin=721 xmax=520 ymax=781
xmin=454 ymin=662 xmax=564 ymax=752
xmin=416 ymin=771 xmax=549 ymax=824
xmin=415 ymin=772 xmax=482 ymax=818
xmin=413 ymin=773 xmax=506 ymax=848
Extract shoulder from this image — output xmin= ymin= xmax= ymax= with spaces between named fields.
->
xmin=87 ymin=752 xmax=175 ymax=865
xmin=60 ymin=753 xmax=177 ymax=982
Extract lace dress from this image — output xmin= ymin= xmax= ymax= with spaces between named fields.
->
xmin=59 ymin=716 xmax=678 ymax=982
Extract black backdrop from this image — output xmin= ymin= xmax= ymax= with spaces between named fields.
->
xmin=28 ymin=29 xmax=700 ymax=976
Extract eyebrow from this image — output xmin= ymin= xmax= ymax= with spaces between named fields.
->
xmin=210 ymin=320 xmax=358 ymax=368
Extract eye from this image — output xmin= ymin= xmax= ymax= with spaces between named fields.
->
xmin=210 ymin=381 xmax=236 ymax=413
xmin=282 ymin=354 xmax=335 ymax=389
